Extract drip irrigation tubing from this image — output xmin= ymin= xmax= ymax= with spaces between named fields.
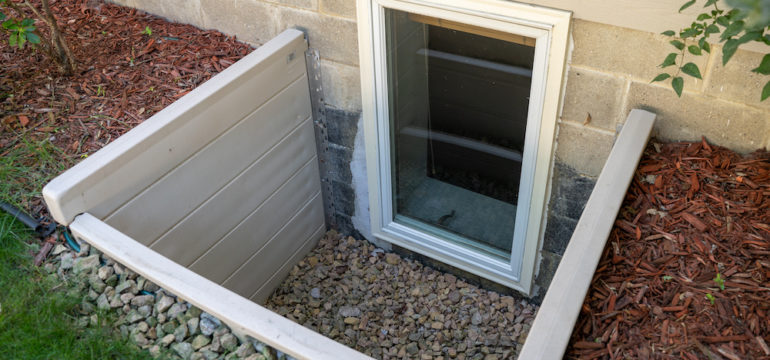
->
xmin=0 ymin=201 xmax=56 ymax=237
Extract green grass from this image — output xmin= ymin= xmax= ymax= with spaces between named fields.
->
xmin=0 ymin=134 xmax=72 ymax=208
xmin=0 ymin=134 xmax=156 ymax=359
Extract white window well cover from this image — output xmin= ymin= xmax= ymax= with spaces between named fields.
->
xmin=357 ymin=0 xmax=572 ymax=293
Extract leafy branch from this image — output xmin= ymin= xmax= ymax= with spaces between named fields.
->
xmin=0 ymin=0 xmax=76 ymax=74
xmin=654 ymin=0 xmax=770 ymax=101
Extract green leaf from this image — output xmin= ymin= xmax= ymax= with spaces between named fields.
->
xmin=8 ymin=33 xmax=17 ymax=47
xmin=720 ymin=20 xmax=744 ymax=40
xmin=761 ymin=80 xmax=770 ymax=101
xmin=662 ymin=30 xmax=676 ymax=36
xmin=705 ymin=24 xmax=720 ymax=35
xmin=17 ymin=34 xmax=25 ymax=48
xmin=20 ymin=18 xmax=34 ymax=27
xmin=681 ymin=28 xmax=700 ymax=38
xmin=754 ymin=54 xmax=770 ymax=75
xmin=672 ymin=76 xmax=684 ymax=97
xmin=670 ymin=40 xmax=686 ymax=50
xmin=688 ymin=45 xmax=702 ymax=55
xmin=762 ymin=34 xmax=770 ymax=46
xmin=661 ymin=52 xmax=679 ymax=67
xmin=704 ymin=0 xmax=717 ymax=6
xmin=652 ymin=73 xmax=671 ymax=83
xmin=722 ymin=38 xmax=740 ymax=65
xmin=679 ymin=0 xmax=696 ymax=13
xmin=697 ymin=13 xmax=712 ymax=21
xmin=26 ymin=32 xmax=39 ymax=44
xmin=0 ymin=12 xmax=6 ymax=22
xmin=699 ymin=37 xmax=711 ymax=53
xmin=2 ymin=19 xmax=14 ymax=29
xmin=681 ymin=62 xmax=703 ymax=79
xmin=716 ymin=16 xmax=730 ymax=27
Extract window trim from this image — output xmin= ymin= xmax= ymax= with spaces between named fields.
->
xmin=357 ymin=0 xmax=571 ymax=294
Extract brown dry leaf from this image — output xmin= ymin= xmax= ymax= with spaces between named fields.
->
xmin=18 ymin=115 xmax=30 ymax=127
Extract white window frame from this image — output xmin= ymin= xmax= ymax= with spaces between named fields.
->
xmin=357 ymin=0 xmax=571 ymax=294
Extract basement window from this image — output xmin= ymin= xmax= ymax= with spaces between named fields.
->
xmin=358 ymin=0 xmax=571 ymax=293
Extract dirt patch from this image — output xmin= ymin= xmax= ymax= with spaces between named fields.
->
xmin=265 ymin=231 xmax=539 ymax=359
xmin=567 ymin=139 xmax=770 ymax=359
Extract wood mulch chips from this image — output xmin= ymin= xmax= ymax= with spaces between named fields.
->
xmin=567 ymin=138 xmax=770 ymax=359
xmin=1 ymin=0 xmax=252 ymax=212
xmin=1 ymin=0 xmax=252 ymax=154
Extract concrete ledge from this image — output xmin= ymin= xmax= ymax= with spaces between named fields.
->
xmin=519 ymin=109 xmax=656 ymax=359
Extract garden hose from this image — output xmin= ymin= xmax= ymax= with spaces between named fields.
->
xmin=0 ymin=200 xmax=56 ymax=238
xmin=62 ymin=230 xmax=81 ymax=253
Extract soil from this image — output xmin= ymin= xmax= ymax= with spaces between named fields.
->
xmin=566 ymin=139 xmax=770 ymax=359
xmin=1 ymin=0 xmax=252 ymax=213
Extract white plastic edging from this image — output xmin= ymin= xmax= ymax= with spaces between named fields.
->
xmin=519 ymin=109 xmax=656 ymax=359
xmin=69 ymin=213 xmax=373 ymax=360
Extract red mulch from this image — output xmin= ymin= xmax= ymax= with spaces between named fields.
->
xmin=1 ymin=0 xmax=252 ymax=211
xmin=1 ymin=0 xmax=252 ymax=152
xmin=567 ymin=138 xmax=770 ymax=359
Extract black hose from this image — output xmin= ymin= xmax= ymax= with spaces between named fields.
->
xmin=0 ymin=200 xmax=41 ymax=231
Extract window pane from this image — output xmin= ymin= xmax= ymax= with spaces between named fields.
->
xmin=386 ymin=8 xmax=535 ymax=260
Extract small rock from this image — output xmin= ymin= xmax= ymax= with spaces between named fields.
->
xmin=115 ymin=280 xmax=133 ymax=294
xmin=96 ymin=293 xmax=110 ymax=310
xmin=338 ymin=306 xmax=361 ymax=318
xmin=52 ymin=244 xmax=68 ymax=256
xmin=220 ymin=333 xmax=238 ymax=352
xmin=344 ymin=317 xmax=359 ymax=325
xmin=199 ymin=313 xmax=221 ymax=336
xmin=160 ymin=334 xmax=176 ymax=347
xmin=385 ymin=253 xmax=400 ymax=265
xmin=149 ymin=345 xmax=161 ymax=358
xmin=174 ymin=324 xmax=189 ymax=342
xmin=310 ymin=287 xmax=321 ymax=299
xmin=59 ymin=253 xmax=74 ymax=270
xmin=73 ymin=255 xmax=101 ymax=274
xmin=167 ymin=303 xmax=187 ymax=318
xmin=235 ymin=343 xmax=255 ymax=357
xmin=97 ymin=265 xmax=114 ymax=280
xmin=120 ymin=293 xmax=135 ymax=304
xmin=191 ymin=334 xmax=211 ymax=350
xmin=125 ymin=310 xmax=145 ymax=324
xmin=187 ymin=317 xmax=200 ymax=335
xmin=138 ymin=305 xmax=152 ymax=317
xmin=471 ymin=312 xmax=483 ymax=326
xmin=131 ymin=294 xmax=155 ymax=307
xmin=156 ymin=295 xmax=175 ymax=313
xmin=406 ymin=342 xmax=419 ymax=354
xmin=131 ymin=332 xmax=149 ymax=346
xmin=431 ymin=321 xmax=444 ymax=330
xmin=244 ymin=354 xmax=267 ymax=360
xmin=171 ymin=342 xmax=194 ymax=360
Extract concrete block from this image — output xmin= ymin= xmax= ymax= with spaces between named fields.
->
xmin=549 ymin=163 xmax=595 ymax=220
xmin=331 ymin=180 xmax=355 ymax=217
xmin=321 ymin=60 xmax=362 ymax=111
xmin=706 ymin=47 xmax=770 ymax=109
xmin=320 ymin=0 xmax=356 ymax=19
xmin=623 ymin=81 xmax=768 ymax=153
xmin=266 ymin=0 xmax=318 ymax=10
xmin=326 ymin=143 xmax=353 ymax=184
xmin=554 ymin=122 xmax=615 ymax=177
xmin=326 ymin=108 xmax=360 ymax=148
xmin=561 ymin=67 xmax=626 ymax=130
xmin=542 ymin=213 xmax=577 ymax=255
xmin=571 ymin=19 xmax=706 ymax=89
xmin=129 ymin=0 xmax=204 ymax=27
xmin=200 ymin=0 xmax=279 ymax=45
xmin=533 ymin=250 xmax=562 ymax=301
xmin=278 ymin=7 xmax=359 ymax=65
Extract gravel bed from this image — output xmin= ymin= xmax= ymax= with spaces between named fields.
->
xmin=264 ymin=231 xmax=539 ymax=359
xmin=43 ymin=239 xmax=291 ymax=360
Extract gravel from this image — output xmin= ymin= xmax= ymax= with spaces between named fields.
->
xmin=264 ymin=231 xmax=539 ymax=359
xmin=44 ymin=237 xmax=293 ymax=360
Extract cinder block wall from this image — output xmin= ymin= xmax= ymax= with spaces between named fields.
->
xmin=108 ymin=0 xmax=770 ymax=299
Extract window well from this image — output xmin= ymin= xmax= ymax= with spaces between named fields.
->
xmin=359 ymin=0 xmax=571 ymax=293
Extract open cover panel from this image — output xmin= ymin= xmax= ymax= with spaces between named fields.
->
xmin=43 ymin=29 xmax=369 ymax=359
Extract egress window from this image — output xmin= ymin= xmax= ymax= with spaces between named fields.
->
xmin=358 ymin=0 xmax=571 ymax=293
